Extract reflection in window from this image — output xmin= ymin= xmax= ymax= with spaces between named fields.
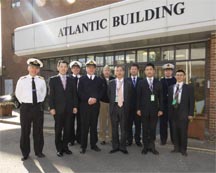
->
xmin=126 ymin=51 xmax=136 ymax=63
xmin=12 ymin=0 xmax=20 ymax=8
xmin=161 ymin=46 xmax=174 ymax=61
xmin=176 ymin=45 xmax=189 ymax=60
xmin=149 ymin=48 xmax=160 ymax=61
xmin=96 ymin=67 xmax=103 ymax=76
xmin=86 ymin=55 xmax=94 ymax=61
xmin=78 ymin=56 xmax=86 ymax=67
xmin=137 ymin=50 xmax=147 ymax=62
xmin=115 ymin=52 xmax=125 ymax=65
xmin=191 ymin=43 xmax=206 ymax=60
xmin=49 ymin=59 xmax=56 ymax=71
xmin=105 ymin=53 xmax=114 ymax=65
xmin=95 ymin=54 xmax=104 ymax=66
xmin=190 ymin=61 xmax=205 ymax=115
xmin=176 ymin=61 xmax=190 ymax=84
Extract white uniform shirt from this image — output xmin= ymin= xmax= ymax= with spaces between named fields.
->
xmin=173 ymin=82 xmax=184 ymax=103
xmin=15 ymin=74 xmax=47 ymax=103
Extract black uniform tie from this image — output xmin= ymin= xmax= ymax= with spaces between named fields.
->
xmin=32 ymin=77 xmax=37 ymax=104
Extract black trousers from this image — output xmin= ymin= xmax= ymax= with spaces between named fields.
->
xmin=20 ymin=103 xmax=44 ymax=157
xmin=111 ymin=104 xmax=128 ymax=150
xmin=54 ymin=111 xmax=72 ymax=152
xmin=127 ymin=107 xmax=142 ymax=144
xmin=80 ymin=102 xmax=100 ymax=149
xmin=70 ymin=110 xmax=81 ymax=143
xmin=142 ymin=112 xmax=158 ymax=150
xmin=159 ymin=107 xmax=173 ymax=144
xmin=172 ymin=110 xmax=189 ymax=152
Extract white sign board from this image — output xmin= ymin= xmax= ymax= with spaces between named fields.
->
xmin=14 ymin=0 xmax=216 ymax=56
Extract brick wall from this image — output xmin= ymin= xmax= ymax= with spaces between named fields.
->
xmin=1 ymin=0 xmax=122 ymax=94
xmin=208 ymin=32 xmax=216 ymax=139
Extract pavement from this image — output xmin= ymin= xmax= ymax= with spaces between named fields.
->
xmin=0 ymin=109 xmax=215 ymax=173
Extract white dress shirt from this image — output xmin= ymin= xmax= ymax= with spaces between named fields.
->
xmin=87 ymin=74 xmax=95 ymax=80
xmin=15 ymin=74 xmax=47 ymax=103
xmin=72 ymin=74 xmax=81 ymax=78
xmin=147 ymin=77 xmax=154 ymax=86
xmin=173 ymin=82 xmax=184 ymax=103
xmin=115 ymin=78 xmax=124 ymax=102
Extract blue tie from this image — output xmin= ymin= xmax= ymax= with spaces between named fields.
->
xmin=132 ymin=77 xmax=136 ymax=87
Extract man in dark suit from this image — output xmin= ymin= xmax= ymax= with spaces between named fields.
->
xmin=69 ymin=61 xmax=82 ymax=145
xmin=137 ymin=63 xmax=163 ymax=155
xmin=99 ymin=65 xmax=115 ymax=145
xmin=160 ymin=63 xmax=176 ymax=145
xmin=108 ymin=65 xmax=132 ymax=154
xmin=49 ymin=60 xmax=78 ymax=157
xmin=168 ymin=70 xmax=194 ymax=156
xmin=126 ymin=63 xmax=142 ymax=147
xmin=78 ymin=60 xmax=103 ymax=154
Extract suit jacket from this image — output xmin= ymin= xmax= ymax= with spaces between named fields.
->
xmin=49 ymin=75 xmax=78 ymax=114
xmin=108 ymin=78 xmax=132 ymax=116
xmin=168 ymin=83 xmax=194 ymax=121
xmin=126 ymin=76 xmax=142 ymax=109
xmin=78 ymin=75 xmax=104 ymax=103
xmin=137 ymin=78 xmax=163 ymax=115
xmin=100 ymin=76 xmax=115 ymax=103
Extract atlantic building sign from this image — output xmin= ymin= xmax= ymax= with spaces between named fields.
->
xmin=58 ymin=2 xmax=185 ymax=37
xmin=14 ymin=0 xmax=216 ymax=56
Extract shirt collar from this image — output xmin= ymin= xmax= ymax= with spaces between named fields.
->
xmin=147 ymin=77 xmax=154 ymax=81
xmin=116 ymin=78 xmax=124 ymax=82
xmin=131 ymin=76 xmax=137 ymax=80
xmin=59 ymin=73 xmax=67 ymax=78
xmin=165 ymin=76 xmax=173 ymax=79
xmin=176 ymin=82 xmax=184 ymax=88
xmin=72 ymin=74 xmax=81 ymax=78
xmin=87 ymin=74 xmax=95 ymax=80
xmin=28 ymin=74 xmax=38 ymax=79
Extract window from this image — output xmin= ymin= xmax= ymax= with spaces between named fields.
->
xmin=126 ymin=51 xmax=136 ymax=63
xmin=115 ymin=51 xmax=125 ymax=65
xmin=137 ymin=49 xmax=147 ymax=62
xmin=86 ymin=55 xmax=94 ymax=62
xmin=176 ymin=44 xmax=189 ymax=60
xmin=161 ymin=46 xmax=174 ymax=61
xmin=105 ymin=53 xmax=114 ymax=65
xmin=95 ymin=54 xmax=104 ymax=66
xmin=191 ymin=43 xmax=206 ymax=60
xmin=11 ymin=0 xmax=20 ymax=8
xmin=149 ymin=48 xmax=161 ymax=62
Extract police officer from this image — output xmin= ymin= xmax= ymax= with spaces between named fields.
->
xmin=160 ymin=63 xmax=176 ymax=145
xmin=78 ymin=60 xmax=103 ymax=154
xmin=15 ymin=58 xmax=47 ymax=161
xmin=69 ymin=61 xmax=82 ymax=145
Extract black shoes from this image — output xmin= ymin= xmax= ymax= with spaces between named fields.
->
xmin=171 ymin=149 xmax=179 ymax=153
xmin=120 ymin=149 xmax=128 ymax=154
xmin=141 ymin=148 xmax=148 ymax=154
xmin=36 ymin=153 xmax=45 ymax=158
xmin=109 ymin=149 xmax=119 ymax=154
xmin=57 ymin=152 xmax=63 ymax=157
xmin=64 ymin=149 xmax=72 ymax=155
xmin=126 ymin=142 xmax=132 ymax=146
xmin=91 ymin=145 xmax=101 ymax=152
xmin=181 ymin=151 xmax=188 ymax=156
xmin=80 ymin=148 xmax=86 ymax=154
xmin=21 ymin=155 xmax=28 ymax=161
xmin=151 ymin=149 xmax=159 ymax=155
xmin=136 ymin=142 xmax=142 ymax=147
xmin=100 ymin=141 xmax=106 ymax=145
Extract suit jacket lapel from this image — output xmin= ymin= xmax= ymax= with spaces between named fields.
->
xmin=58 ymin=76 xmax=66 ymax=91
xmin=124 ymin=79 xmax=128 ymax=100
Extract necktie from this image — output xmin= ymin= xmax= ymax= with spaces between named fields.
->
xmin=32 ymin=77 xmax=37 ymax=104
xmin=149 ymin=78 xmax=153 ymax=92
xmin=61 ymin=76 xmax=66 ymax=90
xmin=174 ymin=84 xmax=180 ymax=103
xmin=90 ymin=75 xmax=93 ymax=80
xmin=132 ymin=77 xmax=136 ymax=87
xmin=117 ymin=80 xmax=123 ymax=107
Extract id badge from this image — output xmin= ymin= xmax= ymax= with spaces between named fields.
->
xmin=172 ymin=99 xmax=177 ymax=105
xmin=151 ymin=94 xmax=155 ymax=102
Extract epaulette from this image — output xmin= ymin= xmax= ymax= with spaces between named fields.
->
xmin=19 ymin=76 xmax=28 ymax=80
xmin=38 ymin=76 xmax=45 ymax=80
